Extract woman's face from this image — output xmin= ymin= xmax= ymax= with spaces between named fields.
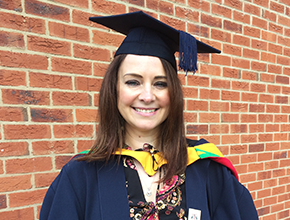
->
xmin=117 ymin=54 xmax=170 ymax=134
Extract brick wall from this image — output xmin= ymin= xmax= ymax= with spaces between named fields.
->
xmin=0 ymin=0 xmax=289 ymax=219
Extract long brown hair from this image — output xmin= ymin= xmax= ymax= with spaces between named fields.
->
xmin=78 ymin=54 xmax=188 ymax=181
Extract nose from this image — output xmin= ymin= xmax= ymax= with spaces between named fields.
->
xmin=139 ymin=85 xmax=155 ymax=103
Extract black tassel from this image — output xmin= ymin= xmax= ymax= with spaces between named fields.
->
xmin=178 ymin=31 xmax=198 ymax=75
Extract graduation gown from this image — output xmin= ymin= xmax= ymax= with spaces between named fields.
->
xmin=40 ymin=140 xmax=258 ymax=220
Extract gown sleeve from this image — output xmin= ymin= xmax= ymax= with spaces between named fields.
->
xmin=207 ymin=160 xmax=259 ymax=220
xmin=39 ymin=160 xmax=86 ymax=220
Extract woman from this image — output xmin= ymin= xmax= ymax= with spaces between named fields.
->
xmin=40 ymin=11 xmax=258 ymax=220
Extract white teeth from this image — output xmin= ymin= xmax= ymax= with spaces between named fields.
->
xmin=135 ymin=108 xmax=156 ymax=113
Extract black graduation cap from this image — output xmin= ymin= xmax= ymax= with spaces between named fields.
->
xmin=89 ymin=11 xmax=220 ymax=73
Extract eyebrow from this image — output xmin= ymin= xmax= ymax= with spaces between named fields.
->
xmin=123 ymin=73 xmax=167 ymax=79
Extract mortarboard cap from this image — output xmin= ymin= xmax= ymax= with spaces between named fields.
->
xmin=89 ymin=11 xmax=221 ymax=73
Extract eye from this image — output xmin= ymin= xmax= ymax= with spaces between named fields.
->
xmin=154 ymin=81 xmax=167 ymax=88
xmin=125 ymin=80 xmax=140 ymax=86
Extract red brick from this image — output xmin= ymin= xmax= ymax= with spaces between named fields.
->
xmin=29 ymin=72 xmax=72 ymax=90
xmin=221 ymin=134 xmax=239 ymax=144
xmin=258 ymin=133 xmax=273 ymax=142
xmin=258 ymin=153 xmax=272 ymax=162
xmin=276 ymin=75 xmax=290 ymax=84
xmin=186 ymin=124 xmax=208 ymax=134
xmin=0 ymin=69 xmax=26 ymax=86
xmin=274 ymin=114 xmax=288 ymax=122
xmin=211 ymin=79 xmax=230 ymax=89
xmin=258 ymin=114 xmax=273 ymax=122
xmin=53 ymin=124 xmax=93 ymax=138
xmin=230 ymin=124 xmax=247 ymax=133
xmin=187 ymin=75 xmax=209 ymax=87
xmin=51 ymin=57 xmax=92 ymax=75
xmin=92 ymin=0 xmax=126 ymax=14
xmin=76 ymin=109 xmax=98 ymax=122
xmin=210 ymin=124 xmax=229 ymax=134
xmin=252 ymin=39 xmax=267 ymax=51
xmin=210 ymin=101 xmax=229 ymax=111
xmin=277 ymin=55 xmax=290 ymax=65
xmin=0 ymin=208 xmax=34 ymax=220
xmin=72 ymin=10 xmax=102 ymax=27
xmin=182 ymin=87 xmax=198 ymax=98
xmin=55 ymin=156 xmax=71 ymax=169
xmin=175 ymin=6 xmax=199 ymax=22
xmin=259 ymin=94 xmax=274 ymax=103
xmin=265 ymin=161 xmax=279 ymax=170
xmin=0 ymin=30 xmax=24 ymax=48
xmin=251 ymin=61 xmax=266 ymax=71
xmin=224 ymin=0 xmax=242 ymax=10
xmin=230 ymin=103 xmax=248 ymax=112
xmin=269 ymin=22 xmax=283 ymax=35
xmin=0 ymin=12 xmax=45 ymax=34
xmin=77 ymin=140 xmax=94 ymax=153
xmin=230 ymin=145 xmax=247 ymax=154
xmin=249 ymin=104 xmax=265 ymax=112
xmin=32 ymin=140 xmax=74 ymax=155
xmin=243 ymin=48 xmax=260 ymax=60
xmin=261 ymin=73 xmax=275 ymax=83
xmin=200 ymin=13 xmax=222 ymax=28
xmin=263 ymin=10 xmax=276 ymax=22
xmin=49 ymin=22 xmax=90 ymax=42
xmin=0 ymin=175 xmax=31 ymax=192
xmin=129 ymin=0 xmax=145 ymax=7
xmin=0 ymin=107 xmax=26 ymax=122
xmin=233 ymin=11 xmax=250 ymax=24
xmin=241 ymin=92 xmax=258 ymax=102
xmin=4 ymin=124 xmax=51 ymax=140
xmin=188 ymin=23 xmax=209 ymax=38
xmin=242 ymin=71 xmax=257 ymax=81
xmin=6 ymin=157 xmax=52 ymax=174
xmin=200 ymin=64 xmax=221 ymax=76
xmin=9 ymin=189 xmax=47 ymax=207
xmin=0 ymin=194 xmax=6 ymax=209
xmin=240 ymin=173 xmax=256 ymax=183
xmin=0 ymin=142 xmax=28 ymax=156
xmin=0 ymin=50 xmax=48 ymax=70
xmin=28 ymin=35 xmax=71 ymax=56
xmin=222 ymin=113 xmax=239 ymax=122
xmin=53 ymin=0 xmax=88 ymax=8
xmin=222 ymin=44 xmax=242 ymax=56
xmin=252 ymin=17 xmax=267 ymax=30
xmin=221 ymin=90 xmax=240 ymax=101
xmin=223 ymin=67 xmax=239 ymax=78
xmin=30 ymin=108 xmax=73 ymax=122
xmin=74 ymin=44 xmax=110 ymax=61
xmin=35 ymin=172 xmax=58 ymax=188
xmin=198 ymin=113 xmax=220 ymax=123
xmin=248 ymin=181 xmax=263 ymax=191
xmin=26 ymin=0 xmax=70 ymax=21
xmin=244 ymin=26 xmax=261 ymax=38
xmin=187 ymin=100 xmax=208 ymax=111
xmin=212 ymin=4 xmax=232 ymax=18
xmin=250 ymin=83 xmax=266 ymax=93
xmin=52 ymin=91 xmax=90 ymax=106
xmin=232 ymin=57 xmax=250 ymax=69
xmin=282 ymin=86 xmax=290 ymax=94
xmin=241 ymin=134 xmax=257 ymax=143
xmin=248 ymin=163 xmax=263 ymax=172
xmin=249 ymin=124 xmax=264 ymax=133
xmin=188 ymin=0 xmax=210 ymax=11
xmin=75 ymin=76 xmax=103 ymax=92
xmin=147 ymin=0 xmax=174 ymax=14
xmin=241 ymin=114 xmax=257 ymax=123
xmin=253 ymin=0 xmax=269 ymax=7
xmin=160 ymin=15 xmax=186 ymax=31
xmin=275 ymin=95 xmax=288 ymax=104
xmin=267 ymin=85 xmax=281 ymax=94
xmin=0 ymin=0 xmax=22 ymax=10
xmin=2 ymin=89 xmax=50 ymax=105
xmin=244 ymin=2 xmax=261 ymax=16
xmin=224 ymin=20 xmax=242 ymax=33
xmin=212 ymin=54 xmax=231 ymax=66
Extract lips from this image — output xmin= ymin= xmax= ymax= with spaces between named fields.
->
xmin=133 ymin=107 xmax=158 ymax=113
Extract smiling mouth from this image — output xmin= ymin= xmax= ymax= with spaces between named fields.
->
xmin=133 ymin=107 xmax=158 ymax=113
